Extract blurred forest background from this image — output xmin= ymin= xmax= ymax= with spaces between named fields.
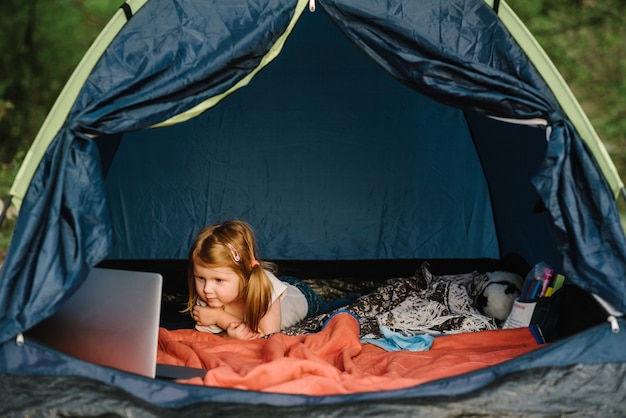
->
xmin=0 ymin=0 xmax=625 ymax=261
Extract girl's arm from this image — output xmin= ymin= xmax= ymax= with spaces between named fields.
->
xmin=225 ymin=299 xmax=281 ymax=340
xmin=193 ymin=305 xmax=241 ymax=330
xmin=194 ymin=299 xmax=282 ymax=339
xmin=194 ymin=306 xmax=261 ymax=340
xmin=257 ymin=298 xmax=282 ymax=336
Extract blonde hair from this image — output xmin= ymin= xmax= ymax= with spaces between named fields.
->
xmin=185 ymin=220 xmax=276 ymax=332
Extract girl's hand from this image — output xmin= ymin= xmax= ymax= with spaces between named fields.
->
xmin=192 ymin=304 xmax=220 ymax=326
xmin=225 ymin=321 xmax=260 ymax=340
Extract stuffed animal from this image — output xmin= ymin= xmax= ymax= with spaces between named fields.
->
xmin=475 ymin=271 xmax=524 ymax=322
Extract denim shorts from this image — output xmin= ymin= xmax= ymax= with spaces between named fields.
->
xmin=279 ymin=276 xmax=357 ymax=318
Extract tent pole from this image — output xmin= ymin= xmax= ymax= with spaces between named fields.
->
xmin=493 ymin=0 xmax=500 ymax=14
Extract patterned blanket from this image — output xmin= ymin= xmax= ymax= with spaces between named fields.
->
xmin=283 ymin=262 xmax=498 ymax=339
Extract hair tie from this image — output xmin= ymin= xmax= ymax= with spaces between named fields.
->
xmin=251 ymin=260 xmax=260 ymax=268
xmin=225 ymin=243 xmax=241 ymax=262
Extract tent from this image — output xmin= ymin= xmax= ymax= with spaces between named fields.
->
xmin=1 ymin=0 xmax=626 ymax=415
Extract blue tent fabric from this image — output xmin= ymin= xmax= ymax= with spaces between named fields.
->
xmin=322 ymin=0 xmax=626 ymax=311
xmin=2 ymin=316 xmax=625 ymax=408
xmin=464 ymin=113 xmax=561 ymax=269
xmin=0 ymin=131 xmax=111 ymax=343
xmin=78 ymin=0 xmax=298 ymax=133
xmin=534 ymin=120 xmax=626 ymax=308
xmin=1 ymin=0 xmax=626 ymax=410
xmin=323 ymin=0 xmax=557 ymax=120
xmin=101 ymin=20 xmax=499 ymax=262
xmin=2 ymin=362 xmax=626 ymax=415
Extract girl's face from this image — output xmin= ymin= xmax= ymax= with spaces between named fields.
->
xmin=194 ymin=264 xmax=241 ymax=308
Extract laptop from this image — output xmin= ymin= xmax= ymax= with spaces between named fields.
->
xmin=27 ymin=267 xmax=163 ymax=378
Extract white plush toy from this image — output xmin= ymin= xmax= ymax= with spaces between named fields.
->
xmin=475 ymin=271 xmax=524 ymax=322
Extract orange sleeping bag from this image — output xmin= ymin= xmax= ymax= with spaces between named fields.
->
xmin=157 ymin=312 xmax=541 ymax=395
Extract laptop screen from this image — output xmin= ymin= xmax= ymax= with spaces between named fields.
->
xmin=26 ymin=267 xmax=163 ymax=378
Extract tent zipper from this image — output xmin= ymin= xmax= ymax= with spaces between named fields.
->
xmin=593 ymin=294 xmax=622 ymax=333
xmin=607 ymin=316 xmax=620 ymax=333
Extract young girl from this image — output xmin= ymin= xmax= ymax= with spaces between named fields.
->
xmin=185 ymin=220 xmax=355 ymax=340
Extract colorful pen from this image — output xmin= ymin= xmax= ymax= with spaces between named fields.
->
xmin=539 ymin=268 xmax=553 ymax=298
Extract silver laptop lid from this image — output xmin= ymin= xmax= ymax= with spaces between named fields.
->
xmin=27 ymin=267 xmax=163 ymax=378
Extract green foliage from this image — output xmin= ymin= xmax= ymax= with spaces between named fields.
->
xmin=508 ymin=0 xmax=626 ymax=178
xmin=0 ymin=160 xmax=19 ymax=261
xmin=0 ymin=0 xmax=120 ymax=163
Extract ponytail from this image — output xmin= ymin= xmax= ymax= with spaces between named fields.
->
xmin=243 ymin=264 xmax=272 ymax=332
